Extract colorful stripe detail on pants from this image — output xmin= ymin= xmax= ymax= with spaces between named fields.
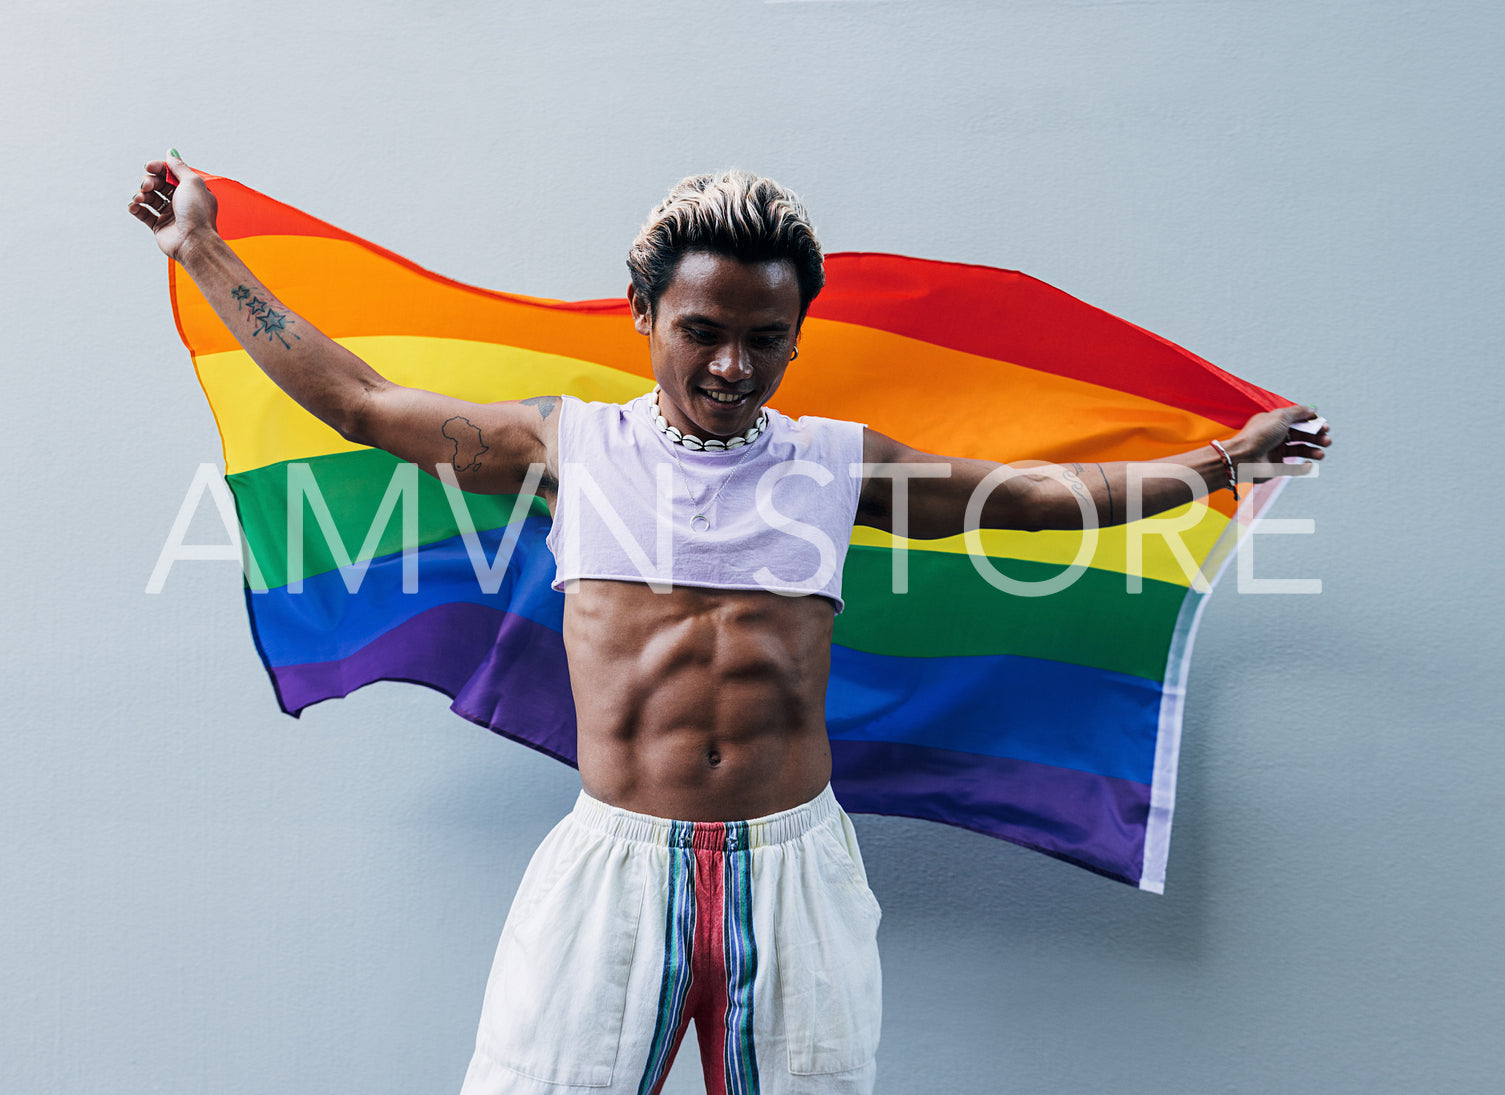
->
xmin=637 ymin=820 xmax=759 ymax=1095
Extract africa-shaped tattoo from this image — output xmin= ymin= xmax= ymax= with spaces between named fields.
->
xmin=442 ymin=416 xmax=489 ymax=473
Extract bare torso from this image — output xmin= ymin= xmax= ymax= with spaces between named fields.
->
xmin=562 ymin=578 xmax=836 ymax=821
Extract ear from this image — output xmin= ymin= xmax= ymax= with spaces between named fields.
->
xmin=627 ymin=283 xmax=653 ymax=336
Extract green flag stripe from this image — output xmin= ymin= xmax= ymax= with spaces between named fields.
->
xmin=227 ymin=448 xmax=547 ymax=590
xmin=835 ymin=545 xmax=1183 ymax=681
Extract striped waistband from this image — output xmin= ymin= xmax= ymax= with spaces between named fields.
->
xmin=570 ymin=785 xmax=840 ymax=850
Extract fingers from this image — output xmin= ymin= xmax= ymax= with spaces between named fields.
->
xmin=128 ymin=183 xmax=173 ymax=219
xmin=1263 ymin=434 xmax=1327 ymax=481
xmin=1283 ymin=445 xmax=1326 ymax=463
xmin=1281 ymin=405 xmax=1332 ymax=454
xmin=1284 ymin=431 xmax=1329 ymax=453
xmin=128 ymin=176 xmax=177 ymax=231
xmin=143 ymin=152 xmax=196 ymax=179
xmin=141 ymin=185 xmax=174 ymax=215
xmin=1279 ymin=427 xmax=1328 ymax=455
xmin=1250 ymin=454 xmax=1319 ymax=482
xmin=133 ymin=169 xmax=167 ymax=198
xmin=130 ymin=149 xmax=208 ymax=216
xmin=127 ymin=200 xmax=162 ymax=227
xmin=1286 ymin=421 xmax=1331 ymax=451
xmin=141 ymin=157 xmax=179 ymax=188
xmin=164 ymin=150 xmax=198 ymax=180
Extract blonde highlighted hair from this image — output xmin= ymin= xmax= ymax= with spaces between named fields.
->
xmin=627 ymin=170 xmax=825 ymax=319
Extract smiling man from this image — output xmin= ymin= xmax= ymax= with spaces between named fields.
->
xmin=131 ymin=158 xmax=1327 ymax=1095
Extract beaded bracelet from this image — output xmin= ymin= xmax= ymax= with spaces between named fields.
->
xmin=1209 ymin=439 xmax=1238 ymax=496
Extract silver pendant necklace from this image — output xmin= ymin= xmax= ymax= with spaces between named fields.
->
xmin=668 ymin=442 xmax=758 ymax=532
xmin=652 ymin=389 xmax=764 ymax=532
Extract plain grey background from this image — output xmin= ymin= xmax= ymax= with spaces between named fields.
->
xmin=4 ymin=1 xmax=1500 ymax=1092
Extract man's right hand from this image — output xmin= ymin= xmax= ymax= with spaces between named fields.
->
xmin=129 ymin=155 xmax=558 ymax=497
xmin=128 ymin=152 xmax=218 ymax=261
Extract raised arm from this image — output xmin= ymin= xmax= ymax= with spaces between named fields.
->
xmin=857 ymin=405 xmax=1331 ymax=537
xmin=129 ymin=154 xmax=558 ymax=496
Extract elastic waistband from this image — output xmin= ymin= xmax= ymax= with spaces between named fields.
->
xmin=570 ymin=785 xmax=840 ymax=851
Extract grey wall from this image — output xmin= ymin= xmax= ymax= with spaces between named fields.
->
xmin=4 ymin=2 xmax=1500 ymax=1092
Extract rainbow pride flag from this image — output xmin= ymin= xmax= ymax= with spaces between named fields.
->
xmin=169 ymin=173 xmax=1290 ymax=891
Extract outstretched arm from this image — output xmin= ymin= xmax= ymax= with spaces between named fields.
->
xmin=857 ymin=405 xmax=1331 ymax=536
xmin=129 ymin=154 xmax=558 ymax=496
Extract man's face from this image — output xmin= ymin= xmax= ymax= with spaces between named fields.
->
xmin=630 ymin=250 xmax=802 ymax=441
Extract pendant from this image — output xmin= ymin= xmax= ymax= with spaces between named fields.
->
xmin=690 ymin=514 xmax=710 ymax=533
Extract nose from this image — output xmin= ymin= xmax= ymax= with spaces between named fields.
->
xmin=708 ymin=341 xmax=753 ymax=382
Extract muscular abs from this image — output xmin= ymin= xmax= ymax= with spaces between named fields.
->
xmin=563 ymin=580 xmax=836 ymax=821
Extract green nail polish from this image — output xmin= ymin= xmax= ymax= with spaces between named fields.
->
xmin=168 ymin=147 xmax=181 ymax=158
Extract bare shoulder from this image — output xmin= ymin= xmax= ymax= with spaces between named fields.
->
xmin=518 ymin=395 xmax=562 ymax=422
xmin=355 ymin=386 xmax=563 ymax=496
xmin=856 ymin=427 xmax=948 ymax=526
xmin=860 ymin=425 xmax=911 ymax=465
xmin=516 ymin=396 xmax=563 ymax=474
xmin=478 ymin=394 xmax=563 ymax=490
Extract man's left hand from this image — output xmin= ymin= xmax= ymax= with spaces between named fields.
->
xmin=1230 ymin=405 xmax=1332 ymax=473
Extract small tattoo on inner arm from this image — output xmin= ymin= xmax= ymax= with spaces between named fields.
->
xmin=1062 ymin=462 xmax=1096 ymax=517
xmin=230 ymin=284 xmax=301 ymax=350
xmin=442 ymin=416 xmax=489 ymax=473
xmin=520 ymin=396 xmax=559 ymax=422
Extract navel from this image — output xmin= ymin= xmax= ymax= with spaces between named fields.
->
xmin=707 ymin=748 xmax=722 ymax=768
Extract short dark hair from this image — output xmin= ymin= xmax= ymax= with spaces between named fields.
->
xmin=627 ymin=170 xmax=825 ymax=320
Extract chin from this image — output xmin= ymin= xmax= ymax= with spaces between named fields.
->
xmin=691 ymin=391 xmax=760 ymax=429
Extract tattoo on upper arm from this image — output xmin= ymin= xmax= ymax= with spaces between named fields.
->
xmin=1096 ymin=464 xmax=1114 ymax=525
xmin=441 ymin=416 xmax=489 ymax=473
xmin=230 ymin=284 xmax=301 ymax=350
xmin=520 ymin=396 xmax=560 ymax=422
xmin=1062 ymin=462 xmax=1097 ymax=518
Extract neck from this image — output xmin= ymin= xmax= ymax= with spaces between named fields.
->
xmin=650 ymin=388 xmax=768 ymax=452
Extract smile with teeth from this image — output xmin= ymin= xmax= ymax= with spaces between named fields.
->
xmin=703 ymin=389 xmax=749 ymax=404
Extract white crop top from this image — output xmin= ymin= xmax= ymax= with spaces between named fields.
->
xmin=546 ymin=395 xmax=866 ymax=611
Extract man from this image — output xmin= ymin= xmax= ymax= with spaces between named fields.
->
xmin=130 ymin=155 xmax=1328 ymax=1095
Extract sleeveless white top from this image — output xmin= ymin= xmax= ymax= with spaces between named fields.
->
xmin=546 ymin=395 xmax=866 ymax=611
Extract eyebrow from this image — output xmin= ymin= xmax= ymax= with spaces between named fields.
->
xmin=676 ymin=313 xmax=792 ymax=332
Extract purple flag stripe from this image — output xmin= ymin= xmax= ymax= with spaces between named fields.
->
xmin=267 ymin=601 xmax=1149 ymax=881
xmin=269 ymin=604 xmax=580 ymax=766
xmin=830 ymin=739 xmax=1151 ymax=884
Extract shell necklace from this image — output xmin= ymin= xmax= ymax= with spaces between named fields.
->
xmin=651 ymin=388 xmax=766 ymax=532
xmin=648 ymin=387 xmax=768 ymax=450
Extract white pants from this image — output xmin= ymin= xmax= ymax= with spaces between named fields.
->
xmin=460 ymin=786 xmax=882 ymax=1095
